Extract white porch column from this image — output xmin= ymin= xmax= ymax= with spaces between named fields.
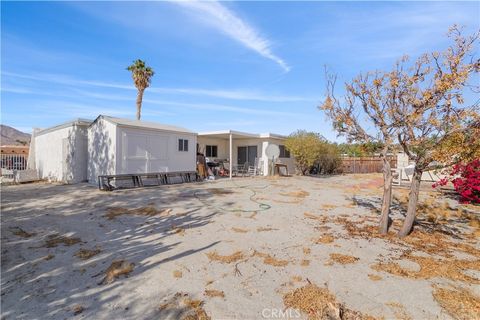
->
xmin=229 ymin=133 xmax=233 ymax=179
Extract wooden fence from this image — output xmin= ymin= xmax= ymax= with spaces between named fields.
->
xmin=340 ymin=156 xmax=396 ymax=174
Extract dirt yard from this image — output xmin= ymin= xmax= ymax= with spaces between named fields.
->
xmin=1 ymin=174 xmax=479 ymax=319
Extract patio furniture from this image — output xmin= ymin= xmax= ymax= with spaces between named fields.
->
xmin=248 ymin=158 xmax=264 ymax=176
xmin=232 ymin=162 xmax=249 ymax=177
xmin=274 ymin=163 xmax=288 ymax=176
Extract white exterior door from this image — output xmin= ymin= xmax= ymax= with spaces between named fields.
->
xmin=122 ymin=132 xmax=169 ymax=174
xmin=124 ymin=133 xmax=148 ymax=173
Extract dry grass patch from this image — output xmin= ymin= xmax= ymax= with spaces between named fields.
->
xmin=301 ymin=259 xmax=310 ymax=267
xmin=71 ymin=304 xmax=84 ymax=315
xmin=159 ymin=293 xmax=211 ymax=320
xmin=283 ymin=283 xmax=376 ymax=320
xmin=11 ymin=227 xmax=35 ymax=238
xmin=204 ymin=289 xmax=225 ymax=298
xmin=173 ymin=270 xmax=183 ymax=278
xmin=304 ymin=212 xmax=329 ymax=223
xmin=368 ymin=274 xmax=382 ymax=281
xmin=208 ymin=188 xmax=233 ymax=195
xmin=315 ymin=234 xmax=335 ymax=244
xmin=99 ymin=260 xmax=134 ymax=285
xmin=232 ymin=227 xmax=249 ymax=233
xmin=253 ymin=251 xmax=289 ymax=267
xmin=257 ymin=227 xmax=278 ymax=232
xmin=432 ymin=285 xmax=480 ymax=320
xmin=329 ymin=253 xmax=359 ymax=265
xmin=371 ymin=254 xmax=480 ymax=283
xmin=44 ymin=234 xmax=81 ymax=248
xmin=280 ymin=190 xmax=310 ymax=198
xmin=385 ymin=302 xmax=411 ymax=320
xmin=303 ymin=247 xmax=311 ymax=255
xmin=75 ymin=247 xmax=101 ymax=260
xmin=206 ymin=251 xmax=244 ymax=264
xmin=105 ymin=206 xmax=172 ymax=220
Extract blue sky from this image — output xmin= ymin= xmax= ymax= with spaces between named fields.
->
xmin=1 ymin=1 xmax=479 ymax=141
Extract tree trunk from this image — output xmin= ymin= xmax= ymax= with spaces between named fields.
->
xmin=136 ymin=88 xmax=145 ymax=120
xmin=379 ymin=153 xmax=392 ymax=234
xmin=398 ymin=166 xmax=423 ymax=238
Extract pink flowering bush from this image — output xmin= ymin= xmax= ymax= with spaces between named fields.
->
xmin=433 ymin=159 xmax=480 ymax=204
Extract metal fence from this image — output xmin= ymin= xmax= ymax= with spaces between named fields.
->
xmin=1 ymin=154 xmax=28 ymax=171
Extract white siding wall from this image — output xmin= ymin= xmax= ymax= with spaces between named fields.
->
xmin=115 ymin=126 xmax=196 ymax=174
xmin=35 ymin=125 xmax=88 ymax=183
xmin=87 ymin=118 xmax=117 ymax=184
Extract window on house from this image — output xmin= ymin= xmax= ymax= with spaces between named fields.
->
xmin=178 ymin=139 xmax=189 ymax=152
xmin=206 ymin=145 xmax=218 ymax=157
xmin=279 ymin=145 xmax=290 ymax=158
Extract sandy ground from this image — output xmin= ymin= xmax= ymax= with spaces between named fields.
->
xmin=1 ymin=174 xmax=479 ymax=320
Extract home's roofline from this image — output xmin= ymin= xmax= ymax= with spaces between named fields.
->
xmin=198 ymin=130 xmax=286 ymax=139
xmin=36 ymin=118 xmax=92 ymax=136
xmin=90 ymin=115 xmax=196 ymax=135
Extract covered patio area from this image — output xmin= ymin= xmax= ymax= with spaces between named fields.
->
xmin=197 ymin=130 xmax=294 ymax=179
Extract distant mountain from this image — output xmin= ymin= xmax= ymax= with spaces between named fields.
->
xmin=0 ymin=125 xmax=31 ymax=146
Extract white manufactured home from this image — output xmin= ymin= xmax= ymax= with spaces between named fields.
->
xmin=197 ymin=130 xmax=294 ymax=177
xmin=87 ymin=115 xmax=197 ymax=184
xmin=34 ymin=119 xmax=91 ymax=183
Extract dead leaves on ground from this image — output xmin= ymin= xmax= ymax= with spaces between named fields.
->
xmin=328 ymin=253 xmax=359 ymax=265
xmin=159 ymin=293 xmax=210 ymax=320
xmin=432 ymin=285 xmax=480 ymax=320
xmin=75 ymin=247 xmax=101 ymax=260
xmin=105 ymin=206 xmax=172 ymax=220
xmin=206 ymin=251 xmax=244 ymax=264
xmin=98 ymin=260 xmax=134 ymax=285
xmin=44 ymin=234 xmax=81 ymax=248
xmin=283 ymin=283 xmax=376 ymax=320
xmin=253 ymin=250 xmax=289 ymax=267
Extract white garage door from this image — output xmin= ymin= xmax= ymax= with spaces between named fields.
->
xmin=123 ymin=132 xmax=169 ymax=174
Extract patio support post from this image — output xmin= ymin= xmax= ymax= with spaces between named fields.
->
xmin=229 ymin=133 xmax=233 ymax=179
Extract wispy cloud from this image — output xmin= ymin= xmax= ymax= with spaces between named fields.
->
xmin=3 ymin=71 xmax=311 ymax=102
xmin=171 ymin=0 xmax=289 ymax=72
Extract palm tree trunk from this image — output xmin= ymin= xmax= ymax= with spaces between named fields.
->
xmin=379 ymin=151 xmax=392 ymax=234
xmin=398 ymin=166 xmax=423 ymax=238
xmin=136 ymin=88 xmax=145 ymax=120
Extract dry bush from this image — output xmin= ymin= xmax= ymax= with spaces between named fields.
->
xmin=105 ymin=206 xmax=172 ymax=220
xmin=283 ymin=283 xmax=376 ymax=320
xmin=315 ymin=234 xmax=335 ymax=244
xmin=232 ymin=227 xmax=249 ymax=233
xmin=206 ymin=251 xmax=244 ymax=264
xmin=99 ymin=260 xmax=134 ymax=285
xmin=432 ymin=285 xmax=480 ymax=320
xmin=11 ymin=227 xmax=35 ymax=238
xmin=75 ymin=248 xmax=101 ymax=260
xmin=371 ymin=253 xmax=480 ymax=283
xmin=329 ymin=253 xmax=359 ymax=265
xmin=253 ymin=251 xmax=289 ymax=267
xmin=173 ymin=270 xmax=183 ymax=278
xmin=44 ymin=234 xmax=81 ymax=248
xmin=204 ymin=289 xmax=225 ymax=298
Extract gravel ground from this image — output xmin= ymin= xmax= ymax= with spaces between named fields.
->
xmin=1 ymin=174 xmax=478 ymax=320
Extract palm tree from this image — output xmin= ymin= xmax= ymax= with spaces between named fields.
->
xmin=126 ymin=59 xmax=154 ymax=120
